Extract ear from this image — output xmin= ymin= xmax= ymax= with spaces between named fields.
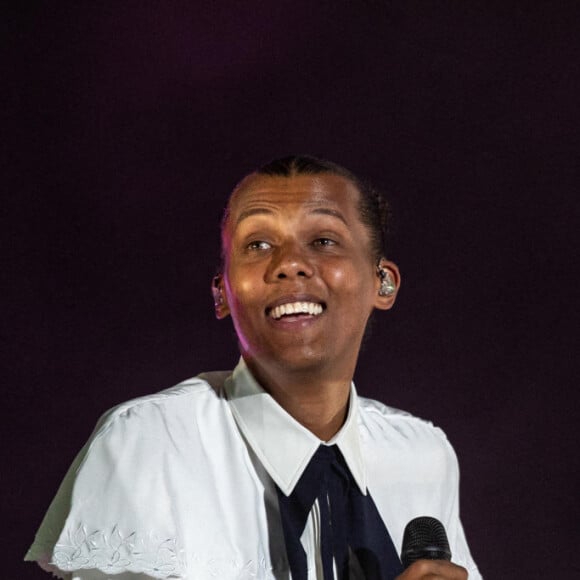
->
xmin=374 ymin=258 xmax=401 ymax=311
xmin=212 ymin=274 xmax=230 ymax=319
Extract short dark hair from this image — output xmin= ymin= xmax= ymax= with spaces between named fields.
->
xmin=223 ymin=154 xmax=391 ymax=261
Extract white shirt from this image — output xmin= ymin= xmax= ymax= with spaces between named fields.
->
xmin=26 ymin=360 xmax=482 ymax=579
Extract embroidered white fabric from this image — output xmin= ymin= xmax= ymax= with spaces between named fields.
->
xmin=25 ymin=363 xmax=482 ymax=579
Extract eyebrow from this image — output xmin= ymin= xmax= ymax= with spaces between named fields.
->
xmin=235 ymin=206 xmax=348 ymax=226
xmin=235 ymin=208 xmax=275 ymax=224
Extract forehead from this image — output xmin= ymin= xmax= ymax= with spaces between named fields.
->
xmin=226 ymin=173 xmax=362 ymax=224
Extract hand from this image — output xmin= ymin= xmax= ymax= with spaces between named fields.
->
xmin=395 ymin=559 xmax=468 ymax=579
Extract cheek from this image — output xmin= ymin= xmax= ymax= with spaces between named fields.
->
xmin=234 ymin=280 xmax=259 ymax=298
xmin=329 ymin=271 xmax=353 ymax=292
xmin=325 ymin=261 xmax=375 ymax=295
xmin=226 ymin=273 xmax=263 ymax=315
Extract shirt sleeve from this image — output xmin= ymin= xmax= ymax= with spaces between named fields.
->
xmin=441 ymin=440 xmax=482 ymax=579
xmin=24 ymin=400 xmax=187 ymax=579
xmin=71 ymin=571 xmax=158 ymax=580
xmin=359 ymin=398 xmax=483 ymax=578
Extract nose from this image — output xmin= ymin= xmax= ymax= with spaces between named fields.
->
xmin=266 ymin=242 xmax=314 ymax=281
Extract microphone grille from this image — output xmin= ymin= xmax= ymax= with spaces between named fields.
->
xmin=401 ymin=516 xmax=452 ymax=568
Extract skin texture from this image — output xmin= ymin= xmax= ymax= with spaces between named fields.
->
xmin=215 ymin=172 xmax=400 ymax=440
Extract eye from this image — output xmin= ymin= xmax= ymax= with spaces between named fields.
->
xmin=247 ymin=240 xmax=272 ymax=251
xmin=312 ymin=237 xmax=337 ymax=248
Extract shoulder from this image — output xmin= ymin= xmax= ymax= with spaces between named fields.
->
xmin=357 ymin=395 xmax=446 ymax=436
xmin=78 ymin=371 xmax=238 ymax=465
xmin=92 ymin=371 xmax=232 ymax=435
xmin=357 ymin=395 xmax=458 ymax=476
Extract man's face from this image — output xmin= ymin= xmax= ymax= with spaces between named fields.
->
xmin=218 ymin=173 xmax=398 ymax=377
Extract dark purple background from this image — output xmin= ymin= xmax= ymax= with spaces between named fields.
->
xmin=4 ymin=2 xmax=578 ymax=578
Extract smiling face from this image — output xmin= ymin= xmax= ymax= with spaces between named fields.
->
xmin=217 ymin=172 xmax=399 ymax=383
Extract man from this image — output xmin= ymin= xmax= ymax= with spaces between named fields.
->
xmin=26 ymin=156 xmax=480 ymax=579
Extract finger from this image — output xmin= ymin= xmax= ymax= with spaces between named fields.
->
xmin=397 ymin=559 xmax=468 ymax=579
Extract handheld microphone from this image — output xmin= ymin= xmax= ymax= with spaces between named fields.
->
xmin=401 ymin=516 xmax=452 ymax=568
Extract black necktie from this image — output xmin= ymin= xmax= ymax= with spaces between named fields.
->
xmin=276 ymin=445 xmax=403 ymax=579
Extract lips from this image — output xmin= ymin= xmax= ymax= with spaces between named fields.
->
xmin=265 ymin=295 xmax=326 ymax=320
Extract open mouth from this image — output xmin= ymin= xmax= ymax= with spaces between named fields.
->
xmin=267 ymin=301 xmax=325 ymax=320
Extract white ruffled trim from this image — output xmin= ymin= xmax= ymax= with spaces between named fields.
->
xmin=45 ymin=524 xmax=184 ymax=579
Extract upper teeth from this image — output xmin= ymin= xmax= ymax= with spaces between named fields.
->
xmin=270 ymin=302 xmax=323 ymax=320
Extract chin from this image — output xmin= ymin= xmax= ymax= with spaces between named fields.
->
xmin=267 ymin=349 xmax=330 ymax=373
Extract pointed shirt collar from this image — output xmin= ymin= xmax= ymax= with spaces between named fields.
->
xmin=225 ymin=358 xmax=367 ymax=497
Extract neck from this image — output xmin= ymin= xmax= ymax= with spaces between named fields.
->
xmin=244 ymin=357 xmax=353 ymax=441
